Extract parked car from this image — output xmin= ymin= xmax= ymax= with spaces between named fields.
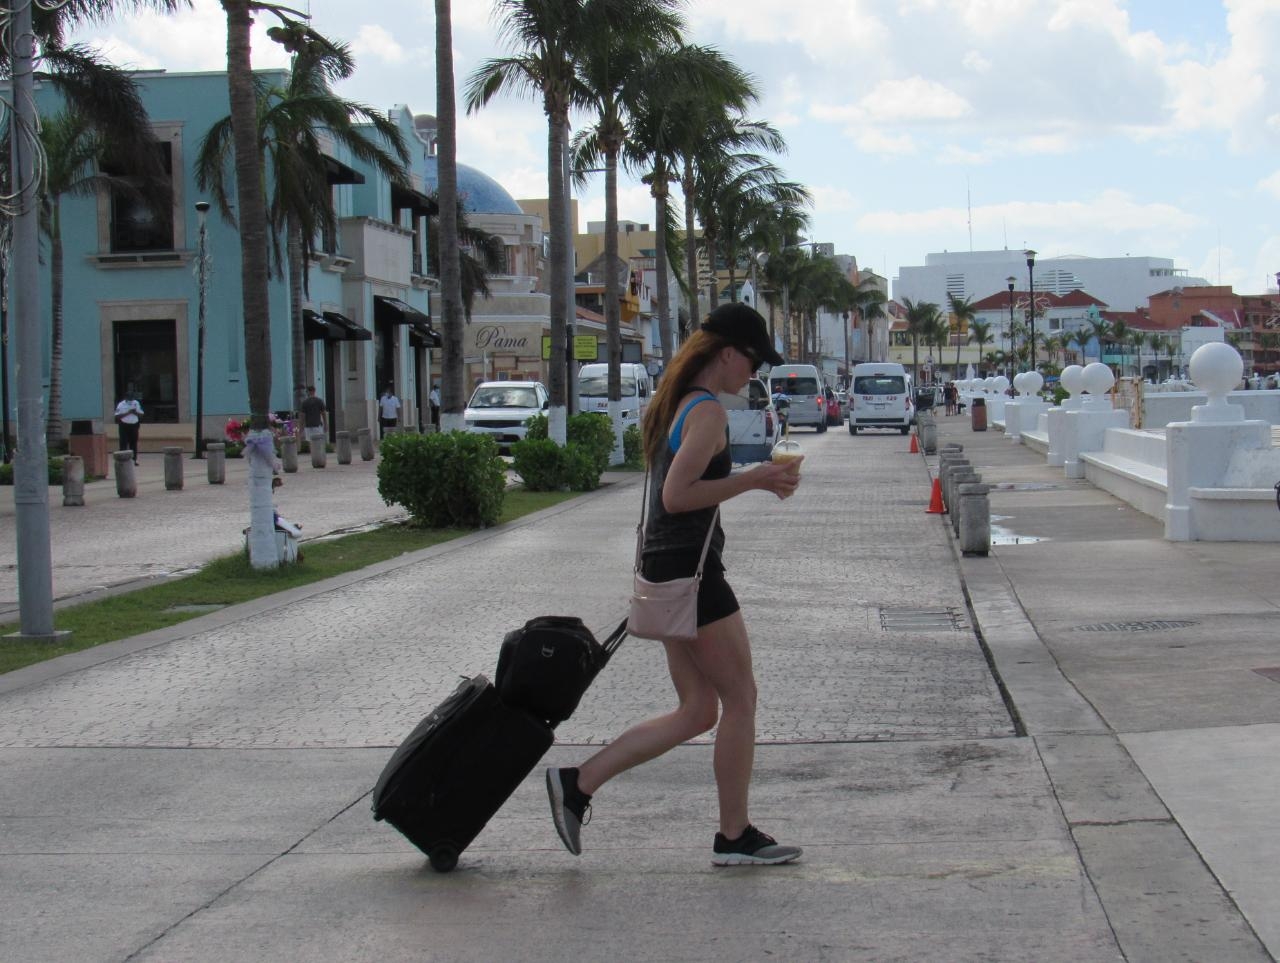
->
xmin=769 ymin=364 xmax=827 ymax=432
xmin=824 ymin=385 xmax=842 ymax=426
xmin=848 ymin=362 xmax=913 ymax=435
xmin=463 ymin=381 xmax=548 ymax=451
xmin=720 ymin=377 xmax=780 ymax=463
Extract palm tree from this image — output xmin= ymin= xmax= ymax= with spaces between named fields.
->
xmin=789 ymin=253 xmax=847 ymax=365
xmin=435 ymin=0 xmax=465 ymax=429
xmin=618 ymin=44 xmax=758 ymax=361
xmin=847 ymin=275 xmax=886 ymax=366
xmin=946 ymin=294 xmax=977 ymax=374
xmin=196 ymin=32 xmax=410 ymax=413
xmin=968 ymin=320 xmax=993 ymax=370
xmin=569 ymin=0 xmax=683 ymax=458
xmin=1072 ymin=328 xmax=1092 ymax=364
xmin=469 ymin=1 xmax=640 ymax=443
xmin=901 ymin=298 xmax=938 ymax=384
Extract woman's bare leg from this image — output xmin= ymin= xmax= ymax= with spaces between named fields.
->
xmin=683 ymin=610 xmax=757 ymax=838
xmin=576 ymin=639 xmax=718 ymax=795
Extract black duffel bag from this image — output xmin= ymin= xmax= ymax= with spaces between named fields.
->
xmin=494 ymin=616 xmax=627 ymax=726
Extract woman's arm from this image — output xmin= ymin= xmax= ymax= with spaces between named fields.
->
xmin=661 ymin=401 xmax=801 ymax=513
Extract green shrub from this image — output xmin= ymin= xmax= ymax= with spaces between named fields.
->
xmin=510 ymin=438 xmax=564 ymax=491
xmin=524 ymin=413 xmax=548 ymax=441
xmin=0 ymin=456 xmax=66 ymax=486
xmin=377 ymin=430 xmax=505 ymax=528
xmin=623 ymin=424 xmax=643 ymax=469
xmin=1051 ymin=385 xmax=1068 ymax=406
xmin=567 ymin=411 xmax=615 ymax=474
xmin=563 ymin=442 xmax=601 ymax=491
xmin=224 ymin=441 xmax=245 ymax=459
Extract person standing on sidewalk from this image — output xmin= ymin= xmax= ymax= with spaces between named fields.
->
xmin=114 ymin=389 xmax=143 ymax=465
xmin=547 ymin=302 xmax=805 ymax=867
xmin=378 ymin=385 xmax=401 ymax=437
xmin=300 ymin=385 xmax=327 ymax=450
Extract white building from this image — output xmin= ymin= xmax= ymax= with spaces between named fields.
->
xmin=894 ymin=250 xmax=1207 ymax=315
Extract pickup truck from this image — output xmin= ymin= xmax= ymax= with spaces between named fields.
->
xmin=719 ymin=377 xmax=781 ymax=463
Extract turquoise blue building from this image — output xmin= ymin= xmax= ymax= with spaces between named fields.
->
xmin=29 ymin=69 xmax=439 ymax=451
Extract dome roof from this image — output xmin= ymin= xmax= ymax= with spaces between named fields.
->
xmin=414 ymin=115 xmax=524 ymax=216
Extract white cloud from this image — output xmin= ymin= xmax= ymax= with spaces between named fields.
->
xmin=961 ymin=51 xmax=991 ymax=74
xmin=1260 ymin=171 xmax=1280 ymax=200
xmin=688 ymin=0 xmax=890 ymax=59
xmin=857 ymin=77 xmax=972 ymax=123
xmin=855 ymin=129 xmax=917 ymax=156
xmin=351 ymin=24 xmax=408 ymax=66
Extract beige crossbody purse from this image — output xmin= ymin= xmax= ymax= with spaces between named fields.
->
xmin=627 ymin=468 xmax=718 ymax=643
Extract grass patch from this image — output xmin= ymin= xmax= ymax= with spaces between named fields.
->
xmin=0 ymin=488 xmax=577 ymax=676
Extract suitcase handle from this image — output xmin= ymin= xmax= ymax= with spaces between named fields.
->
xmin=601 ymin=617 xmax=628 ymax=657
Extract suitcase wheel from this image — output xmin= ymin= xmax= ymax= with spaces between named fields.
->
xmin=428 ymin=844 xmax=459 ymax=873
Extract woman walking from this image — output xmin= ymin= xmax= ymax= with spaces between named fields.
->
xmin=547 ymin=303 xmax=805 ymax=866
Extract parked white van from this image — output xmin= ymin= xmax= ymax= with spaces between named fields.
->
xmin=577 ymin=362 xmax=652 ymax=428
xmin=848 ymin=362 xmax=913 ymax=435
xmin=768 ymin=364 xmax=827 ymax=432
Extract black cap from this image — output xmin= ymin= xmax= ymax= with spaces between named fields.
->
xmin=700 ymin=302 xmax=783 ymax=367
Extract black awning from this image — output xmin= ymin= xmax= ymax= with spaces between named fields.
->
xmin=322 ymin=309 xmax=372 ymax=341
xmin=374 ymin=294 xmax=431 ymax=326
xmin=323 ymin=155 xmax=365 ymax=186
xmin=302 ymin=308 xmax=339 ymax=341
xmin=408 ymin=320 xmax=442 ymax=349
xmin=391 ymin=183 xmax=437 ymax=218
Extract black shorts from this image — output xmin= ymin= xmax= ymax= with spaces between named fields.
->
xmin=640 ymin=551 xmax=740 ymax=628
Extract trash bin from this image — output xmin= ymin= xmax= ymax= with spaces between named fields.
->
xmin=970 ymin=397 xmax=987 ymax=432
xmin=68 ymin=418 xmax=109 ymax=477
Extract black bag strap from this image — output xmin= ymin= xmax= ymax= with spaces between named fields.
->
xmin=601 ymin=617 xmax=628 ymax=656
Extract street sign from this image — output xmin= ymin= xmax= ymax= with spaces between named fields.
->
xmin=573 ymin=335 xmax=598 ymax=361
xmin=541 ymin=335 xmax=551 ymax=360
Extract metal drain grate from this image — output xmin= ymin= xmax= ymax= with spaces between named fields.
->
xmin=1073 ymin=619 xmax=1199 ymax=633
xmin=879 ymin=607 xmax=964 ymax=632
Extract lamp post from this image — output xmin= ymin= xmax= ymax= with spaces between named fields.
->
xmin=1 ymin=253 xmax=9 ymax=464
xmin=1025 ymin=250 xmax=1037 ymax=372
xmin=1005 ymin=275 xmax=1015 ymax=377
xmin=194 ymin=201 xmax=210 ymax=457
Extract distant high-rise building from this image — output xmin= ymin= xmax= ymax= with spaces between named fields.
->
xmin=894 ymin=250 xmax=1207 ymax=314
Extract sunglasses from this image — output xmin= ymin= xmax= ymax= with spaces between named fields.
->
xmin=737 ymin=346 xmax=761 ymax=369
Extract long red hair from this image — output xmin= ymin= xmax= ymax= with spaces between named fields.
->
xmin=642 ymin=330 xmax=732 ymax=466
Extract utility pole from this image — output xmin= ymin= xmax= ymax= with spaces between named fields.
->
xmin=7 ymin=0 xmax=60 ymax=640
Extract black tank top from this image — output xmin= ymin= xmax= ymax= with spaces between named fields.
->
xmin=642 ymin=388 xmax=731 ymax=559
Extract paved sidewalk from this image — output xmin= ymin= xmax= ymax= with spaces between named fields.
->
xmin=0 ymin=451 xmax=405 ymax=619
xmin=0 ymin=420 xmax=1275 ymax=961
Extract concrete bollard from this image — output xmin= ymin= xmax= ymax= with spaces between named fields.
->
xmin=958 ymin=482 xmax=992 ymax=556
xmin=941 ymin=458 xmax=971 ymax=514
xmin=336 ymin=430 xmax=353 ymax=465
xmin=163 ymin=446 xmax=184 ymax=490
xmin=918 ymin=413 xmax=938 ymax=455
xmin=358 ymin=427 xmax=375 ymax=461
xmin=114 ymin=451 xmax=137 ymax=498
xmin=280 ymin=436 xmax=298 ymax=473
xmin=951 ymin=471 xmax=980 ymax=537
xmin=206 ymin=443 xmax=226 ymax=484
xmin=310 ymin=434 xmax=327 ymax=469
xmin=62 ymin=455 xmax=85 ymax=506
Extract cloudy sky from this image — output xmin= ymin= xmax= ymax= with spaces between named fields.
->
xmin=75 ymin=0 xmax=1280 ymax=300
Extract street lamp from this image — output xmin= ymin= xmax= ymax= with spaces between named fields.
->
xmin=1005 ymin=275 xmax=1015 ymax=377
xmin=1025 ymin=249 xmax=1037 ymax=372
xmin=194 ymin=201 xmax=210 ymax=457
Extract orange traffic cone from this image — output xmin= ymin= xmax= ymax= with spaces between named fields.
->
xmin=909 ymin=432 xmax=920 ymax=454
xmin=926 ymin=477 xmax=945 ymax=514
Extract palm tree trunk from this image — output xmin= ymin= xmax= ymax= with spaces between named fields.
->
xmin=287 ymin=216 xmax=305 ymax=413
xmin=545 ymin=110 xmax=569 ymax=445
xmin=47 ymin=202 xmax=65 ymax=446
xmin=435 ymin=0 xmax=466 ymax=432
xmin=682 ymin=156 xmax=698 ymax=338
xmin=222 ymin=0 xmax=277 ymax=570
xmin=651 ymin=177 xmax=674 ymax=366
xmin=604 ymin=140 xmax=623 ymax=463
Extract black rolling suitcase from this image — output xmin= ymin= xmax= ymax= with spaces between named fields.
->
xmin=372 ymin=619 xmax=626 ymax=872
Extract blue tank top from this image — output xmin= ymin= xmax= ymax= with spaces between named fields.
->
xmin=642 ymin=388 xmax=731 ymax=559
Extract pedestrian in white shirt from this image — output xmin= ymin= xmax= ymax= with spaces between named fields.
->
xmin=378 ymin=385 xmax=401 ymax=437
xmin=114 ymin=390 xmax=143 ymax=464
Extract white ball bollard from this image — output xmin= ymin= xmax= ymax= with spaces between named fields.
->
xmin=1188 ymin=341 xmax=1245 ymax=424
xmin=1012 ymin=372 xmax=1028 ymax=395
xmin=1059 ymin=365 xmax=1085 ymax=408
xmin=1081 ymin=362 xmax=1115 ymax=408
xmin=1022 ymin=370 xmax=1044 ymax=397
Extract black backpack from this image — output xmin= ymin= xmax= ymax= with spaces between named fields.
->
xmin=494 ymin=616 xmax=627 ymax=726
